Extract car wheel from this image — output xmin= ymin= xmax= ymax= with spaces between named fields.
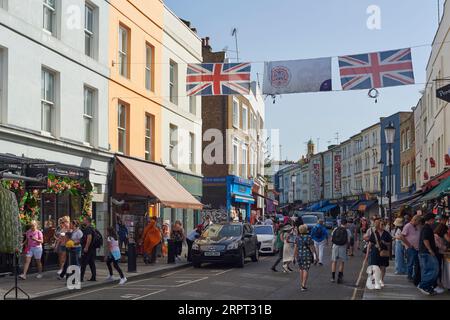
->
xmin=251 ymin=247 xmax=259 ymax=262
xmin=236 ymin=249 xmax=245 ymax=268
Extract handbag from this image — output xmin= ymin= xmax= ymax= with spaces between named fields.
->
xmin=374 ymin=231 xmax=390 ymax=257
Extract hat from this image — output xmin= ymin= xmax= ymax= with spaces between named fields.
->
xmin=393 ymin=218 xmax=404 ymax=227
xmin=423 ymin=213 xmax=435 ymax=222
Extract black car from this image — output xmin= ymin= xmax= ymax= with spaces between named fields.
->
xmin=191 ymin=222 xmax=259 ymax=268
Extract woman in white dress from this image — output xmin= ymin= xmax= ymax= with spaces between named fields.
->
xmin=282 ymin=225 xmax=295 ymax=272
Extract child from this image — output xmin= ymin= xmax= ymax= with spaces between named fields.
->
xmin=106 ymin=227 xmax=127 ymax=285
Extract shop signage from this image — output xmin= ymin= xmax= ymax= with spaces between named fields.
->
xmin=333 ymin=154 xmax=342 ymax=194
xmin=25 ymin=166 xmax=48 ymax=189
xmin=436 ymin=83 xmax=450 ymax=103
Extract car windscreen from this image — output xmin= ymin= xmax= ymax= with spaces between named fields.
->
xmin=302 ymin=216 xmax=318 ymax=224
xmin=254 ymin=226 xmax=273 ymax=235
xmin=202 ymin=224 xmax=242 ymax=238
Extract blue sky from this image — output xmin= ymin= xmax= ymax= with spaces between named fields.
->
xmin=165 ymin=0 xmax=443 ymax=160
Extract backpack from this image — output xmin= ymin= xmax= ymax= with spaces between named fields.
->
xmin=312 ymin=225 xmax=323 ymax=239
xmin=92 ymin=228 xmax=103 ymax=249
xmin=332 ymin=227 xmax=348 ymax=246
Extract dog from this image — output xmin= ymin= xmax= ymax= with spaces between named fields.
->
xmin=366 ymin=265 xmax=382 ymax=290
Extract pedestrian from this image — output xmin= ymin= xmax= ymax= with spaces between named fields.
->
xmin=186 ymin=225 xmax=202 ymax=262
xmin=116 ymin=216 xmax=128 ymax=255
xmin=330 ymin=218 xmax=351 ymax=284
xmin=433 ymin=221 xmax=448 ymax=294
xmin=400 ymin=214 xmax=422 ymax=283
xmin=55 ymin=216 xmax=70 ymax=275
xmin=202 ymin=215 xmax=213 ymax=229
xmin=80 ymin=216 xmax=97 ymax=282
xmin=171 ymin=220 xmax=185 ymax=261
xmin=271 ymin=223 xmax=285 ymax=272
xmin=141 ymin=218 xmax=162 ymax=264
xmin=417 ymin=213 xmax=439 ymax=295
xmin=264 ymin=216 xmax=273 ymax=226
xmin=105 ymin=227 xmax=127 ymax=285
xmin=365 ymin=219 xmax=392 ymax=288
xmin=347 ymin=218 xmax=356 ymax=256
xmin=161 ymin=222 xmax=170 ymax=257
xmin=310 ymin=219 xmax=328 ymax=265
xmin=19 ymin=220 xmax=44 ymax=280
xmin=393 ymin=218 xmax=407 ymax=275
xmin=294 ymin=224 xmax=318 ymax=291
xmin=282 ymin=225 xmax=295 ymax=272
xmin=58 ymin=220 xmax=84 ymax=280
xmin=360 ymin=217 xmax=369 ymax=249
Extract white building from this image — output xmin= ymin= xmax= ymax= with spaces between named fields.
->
xmin=160 ymin=6 xmax=203 ymax=230
xmin=0 ymin=1 xmax=111 ymax=225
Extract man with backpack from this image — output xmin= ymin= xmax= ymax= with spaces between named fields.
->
xmin=330 ymin=218 xmax=351 ymax=284
xmin=80 ymin=216 xmax=102 ymax=282
xmin=310 ymin=219 xmax=328 ymax=266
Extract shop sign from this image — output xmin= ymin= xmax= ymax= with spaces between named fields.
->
xmin=334 ymin=154 xmax=342 ymax=194
xmin=25 ymin=166 xmax=48 ymax=189
xmin=436 ymin=83 xmax=450 ymax=103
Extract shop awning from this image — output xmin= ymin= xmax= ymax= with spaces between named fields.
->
xmin=351 ymin=200 xmax=377 ymax=211
xmin=115 ymin=156 xmax=203 ymax=210
xmin=233 ymin=194 xmax=255 ymax=204
xmin=421 ymin=176 xmax=450 ymax=201
xmin=317 ymin=204 xmax=338 ymax=212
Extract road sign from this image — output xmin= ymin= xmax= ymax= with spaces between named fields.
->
xmin=436 ymin=84 xmax=450 ymax=103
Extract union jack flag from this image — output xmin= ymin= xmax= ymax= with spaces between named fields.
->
xmin=338 ymin=48 xmax=414 ymax=90
xmin=186 ymin=63 xmax=251 ymax=96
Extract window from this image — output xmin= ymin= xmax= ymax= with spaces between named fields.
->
xmin=189 ymin=133 xmax=195 ymax=172
xmin=405 ymin=129 xmax=410 ymax=150
xmin=242 ymin=106 xmax=248 ymax=131
xmin=1 ymin=0 xmax=7 ymax=9
xmin=41 ymin=69 xmax=55 ymax=133
xmin=145 ymin=43 xmax=153 ymax=91
xmin=233 ymin=144 xmax=239 ymax=176
xmin=43 ymin=0 xmax=56 ymax=35
xmin=407 ymin=163 xmax=411 ymax=187
xmin=242 ymin=145 xmax=247 ymax=178
xmin=169 ymin=124 xmax=178 ymax=167
xmin=169 ymin=60 xmax=178 ymax=104
xmin=232 ymin=99 xmax=239 ymax=128
xmin=401 ymin=165 xmax=406 ymax=187
xmin=189 ymin=95 xmax=196 ymax=115
xmin=145 ymin=114 xmax=154 ymax=161
xmin=118 ymin=102 xmax=128 ymax=154
xmin=83 ymin=87 xmax=95 ymax=144
xmin=85 ymin=4 xmax=94 ymax=57
xmin=423 ymin=118 xmax=427 ymax=142
xmin=119 ymin=25 xmax=129 ymax=77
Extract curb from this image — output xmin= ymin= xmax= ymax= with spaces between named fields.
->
xmin=34 ymin=262 xmax=192 ymax=300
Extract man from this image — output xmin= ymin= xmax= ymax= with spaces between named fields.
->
xmin=264 ymin=216 xmax=274 ymax=226
xmin=186 ymin=225 xmax=202 ymax=262
xmin=436 ymin=214 xmax=449 ymax=243
xmin=346 ymin=218 xmax=356 ymax=256
xmin=80 ymin=216 xmax=96 ymax=282
xmin=310 ymin=219 xmax=328 ymax=265
xmin=417 ymin=213 xmax=439 ymax=295
xmin=202 ymin=215 xmax=213 ymax=229
xmin=330 ymin=218 xmax=351 ymax=284
xmin=400 ymin=214 xmax=422 ymax=283
xmin=271 ymin=224 xmax=285 ymax=272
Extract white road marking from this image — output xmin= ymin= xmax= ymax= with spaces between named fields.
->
xmin=214 ymin=269 xmax=233 ymax=276
xmin=56 ymin=287 xmax=111 ymax=300
xmin=132 ymin=289 xmax=166 ymax=300
xmin=351 ymin=258 xmax=367 ymax=300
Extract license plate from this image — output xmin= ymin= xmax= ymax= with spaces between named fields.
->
xmin=204 ymin=251 xmax=220 ymax=257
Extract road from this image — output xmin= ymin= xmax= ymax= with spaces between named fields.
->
xmin=52 ymin=244 xmax=367 ymax=300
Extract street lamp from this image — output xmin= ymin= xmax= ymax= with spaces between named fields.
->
xmin=378 ymin=159 xmax=384 ymax=218
xmin=384 ymin=123 xmax=396 ymax=230
xmin=291 ymin=174 xmax=297 ymax=204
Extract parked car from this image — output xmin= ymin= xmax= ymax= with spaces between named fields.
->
xmin=295 ymin=211 xmax=325 ymax=222
xmin=301 ymin=215 xmax=319 ymax=232
xmin=253 ymin=225 xmax=276 ymax=254
xmin=191 ymin=222 xmax=259 ymax=268
xmin=325 ymin=217 xmax=337 ymax=229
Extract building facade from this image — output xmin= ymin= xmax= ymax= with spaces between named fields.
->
xmin=400 ymin=112 xmax=416 ymax=194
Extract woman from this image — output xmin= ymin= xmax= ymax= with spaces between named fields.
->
xmin=19 ymin=221 xmax=44 ymax=280
xmin=171 ymin=220 xmax=185 ymax=261
xmin=294 ymin=224 xmax=318 ymax=291
xmin=347 ymin=218 xmax=356 ymax=256
xmin=55 ymin=216 xmax=70 ymax=275
xmin=142 ymin=218 xmax=162 ymax=264
xmin=106 ymin=227 xmax=127 ymax=285
xmin=365 ymin=219 xmax=393 ymax=288
xmin=434 ymin=223 xmax=448 ymax=294
xmin=58 ymin=220 xmax=83 ymax=280
xmin=282 ymin=224 xmax=295 ymax=273
xmin=393 ymin=218 xmax=407 ymax=275
xmin=161 ymin=223 xmax=170 ymax=257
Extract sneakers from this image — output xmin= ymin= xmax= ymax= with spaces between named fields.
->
xmin=36 ymin=273 xmax=43 ymax=279
xmin=119 ymin=277 xmax=127 ymax=285
xmin=434 ymin=286 xmax=445 ymax=294
xmin=18 ymin=274 xmax=26 ymax=280
xmin=105 ymin=275 xmax=114 ymax=281
xmin=57 ymin=269 xmax=62 ymax=275
xmin=418 ymin=286 xmax=434 ymax=296
xmin=271 ymin=267 xmax=278 ymax=272
xmin=330 ymin=278 xmax=335 ymax=283
xmin=282 ymin=265 xmax=289 ymax=273
xmin=318 ymin=262 xmax=323 ymax=266
xmin=380 ymin=280 xmax=385 ymax=288
xmin=301 ymin=286 xmax=307 ymax=291
xmin=337 ymin=276 xmax=343 ymax=284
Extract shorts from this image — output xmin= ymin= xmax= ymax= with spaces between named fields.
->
xmin=58 ymin=245 xmax=66 ymax=254
xmin=26 ymin=247 xmax=43 ymax=260
xmin=331 ymin=245 xmax=348 ymax=262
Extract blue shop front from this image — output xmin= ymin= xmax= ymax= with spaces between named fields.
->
xmin=226 ymin=176 xmax=254 ymax=222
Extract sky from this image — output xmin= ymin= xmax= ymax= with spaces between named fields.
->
xmin=165 ymin=0 xmax=444 ymax=161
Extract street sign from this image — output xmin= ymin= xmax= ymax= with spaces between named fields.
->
xmin=436 ymin=84 xmax=450 ymax=103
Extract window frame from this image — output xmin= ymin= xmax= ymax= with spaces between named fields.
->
xmin=43 ymin=0 xmax=56 ymax=36
xmin=117 ymin=102 xmax=128 ymax=154
xmin=145 ymin=113 xmax=154 ymax=161
xmin=232 ymin=98 xmax=239 ymax=128
xmin=118 ymin=24 xmax=130 ymax=78
xmin=83 ymin=86 xmax=95 ymax=145
xmin=41 ymin=68 xmax=55 ymax=134
xmin=169 ymin=60 xmax=178 ymax=105
xmin=169 ymin=124 xmax=178 ymax=167
xmin=241 ymin=105 xmax=248 ymax=131
xmin=242 ymin=144 xmax=248 ymax=178
xmin=189 ymin=132 xmax=195 ymax=172
xmin=145 ymin=42 xmax=154 ymax=91
xmin=84 ymin=3 xmax=94 ymax=58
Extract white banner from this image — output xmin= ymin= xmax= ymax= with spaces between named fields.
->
xmin=263 ymin=57 xmax=332 ymax=95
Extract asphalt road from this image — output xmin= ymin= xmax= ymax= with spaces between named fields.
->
xmin=52 ymin=243 xmax=367 ymax=300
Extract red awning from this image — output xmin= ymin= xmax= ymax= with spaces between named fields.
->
xmin=422 ymin=168 xmax=450 ymax=192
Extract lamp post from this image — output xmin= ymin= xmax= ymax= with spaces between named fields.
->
xmin=378 ymin=159 xmax=384 ymax=218
xmin=291 ymin=174 xmax=297 ymax=204
xmin=384 ymin=123 xmax=396 ymax=230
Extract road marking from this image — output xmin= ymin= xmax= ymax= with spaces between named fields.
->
xmin=159 ymin=267 xmax=193 ymax=278
xmin=132 ymin=289 xmax=166 ymax=300
xmin=125 ymin=277 xmax=209 ymax=288
xmin=351 ymin=258 xmax=367 ymax=300
xmin=214 ymin=269 xmax=233 ymax=276
xmin=56 ymin=287 xmax=110 ymax=300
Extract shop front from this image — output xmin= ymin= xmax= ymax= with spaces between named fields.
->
xmin=112 ymin=156 xmax=203 ymax=257
xmin=226 ymin=176 xmax=254 ymax=222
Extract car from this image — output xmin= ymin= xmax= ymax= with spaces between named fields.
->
xmin=301 ymin=215 xmax=319 ymax=232
xmin=253 ymin=225 xmax=276 ymax=254
xmin=295 ymin=211 xmax=325 ymax=222
xmin=325 ymin=217 xmax=337 ymax=229
xmin=191 ymin=222 xmax=259 ymax=268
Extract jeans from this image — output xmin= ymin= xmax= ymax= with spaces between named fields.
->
xmin=314 ymin=240 xmax=326 ymax=264
xmin=186 ymin=239 xmax=194 ymax=262
xmin=106 ymin=255 xmax=124 ymax=279
xmin=418 ymin=253 xmax=439 ymax=291
xmin=406 ymin=247 xmax=419 ymax=280
xmin=59 ymin=248 xmax=81 ymax=278
xmin=394 ymin=240 xmax=407 ymax=274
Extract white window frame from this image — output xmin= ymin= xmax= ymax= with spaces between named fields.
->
xmin=1 ymin=0 xmax=8 ymax=10
xmin=233 ymin=143 xmax=239 ymax=176
xmin=41 ymin=68 xmax=55 ymax=134
xmin=189 ymin=95 xmax=196 ymax=115
xmin=145 ymin=43 xmax=153 ymax=91
xmin=84 ymin=3 xmax=94 ymax=58
xmin=232 ymin=98 xmax=239 ymax=128
xmin=242 ymin=144 xmax=248 ymax=178
xmin=242 ymin=105 xmax=248 ymax=131
xmin=169 ymin=60 xmax=178 ymax=105
xmin=43 ymin=0 xmax=56 ymax=36
xmin=119 ymin=25 xmax=129 ymax=78
xmin=117 ymin=103 xmax=127 ymax=154
xmin=145 ymin=114 xmax=153 ymax=161
xmin=83 ymin=86 xmax=95 ymax=145
xmin=169 ymin=124 xmax=178 ymax=167
xmin=189 ymin=132 xmax=195 ymax=172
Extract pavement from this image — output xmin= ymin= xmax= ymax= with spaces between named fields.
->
xmin=0 ymin=253 xmax=190 ymax=300
xmin=47 ymin=243 xmax=368 ymax=300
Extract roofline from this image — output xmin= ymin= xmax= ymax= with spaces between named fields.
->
xmin=163 ymin=4 xmax=202 ymax=41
